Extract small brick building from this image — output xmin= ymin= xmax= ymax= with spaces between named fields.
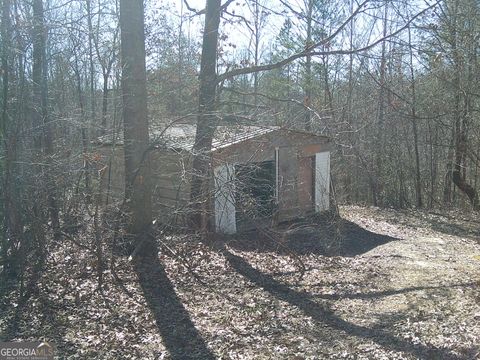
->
xmin=98 ymin=124 xmax=331 ymax=234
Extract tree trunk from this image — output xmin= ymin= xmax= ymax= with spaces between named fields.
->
xmin=101 ymin=72 xmax=109 ymax=134
xmin=1 ymin=0 xmax=21 ymax=277
xmin=373 ymin=3 xmax=389 ymax=207
xmin=252 ymin=0 xmax=261 ymax=108
xmin=452 ymin=92 xmax=478 ymax=209
xmin=86 ymin=0 xmax=96 ymax=123
xmin=407 ymin=25 xmax=422 ymax=208
xmin=32 ymin=0 xmax=60 ymax=240
xmin=428 ymin=121 xmax=438 ymax=208
xmin=72 ymin=52 xmax=91 ymax=200
xmin=189 ymin=0 xmax=221 ymax=231
xmin=303 ymin=0 xmax=313 ymax=131
xmin=443 ymin=131 xmax=454 ymax=205
xmin=119 ymin=0 xmax=153 ymax=242
xmin=449 ymin=1 xmax=478 ymax=209
xmin=344 ymin=0 xmax=355 ymax=203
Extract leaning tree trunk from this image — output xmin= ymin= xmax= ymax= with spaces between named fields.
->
xmin=449 ymin=4 xmax=479 ymax=210
xmin=452 ymin=92 xmax=478 ymax=209
xmin=189 ymin=0 xmax=221 ymax=231
xmin=119 ymin=0 xmax=153 ymax=243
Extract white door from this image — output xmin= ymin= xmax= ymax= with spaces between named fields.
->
xmin=213 ymin=164 xmax=236 ymax=234
xmin=315 ymin=152 xmax=330 ymax=212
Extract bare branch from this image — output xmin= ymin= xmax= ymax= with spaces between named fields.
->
xmin=184 ymin=0 xmax=236 ymax=16
xmin=183 ymin=0 xmax=205 ymax=15
xmin=217 ymin=1 xmax=439 ymax=83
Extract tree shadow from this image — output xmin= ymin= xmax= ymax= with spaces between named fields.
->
xmin=309 ymin=282 xmax=477 ymax=301
xmin=134 ymin=253 xmax=215 ymax=360
xmin=0 ymin=283 xmax=76 ymax=357
xmin=374 ymin=209 xmax=479 ymax=241
xmin=227 ymin=216 xmax=398 ymax=257
xmin=423 ymin=217 xmax=479 ymax=240
xmin=222 ymin=249 xmax=463 ymax=360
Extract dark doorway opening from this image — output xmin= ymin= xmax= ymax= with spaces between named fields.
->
xmin=235 ymin=161 xmax=275 ymax=229
xmin=298 ymin=156 xmax=315 ymax=211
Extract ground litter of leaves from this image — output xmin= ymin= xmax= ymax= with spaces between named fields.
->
xmin=1 ymin=206 xmax=479 ymax=359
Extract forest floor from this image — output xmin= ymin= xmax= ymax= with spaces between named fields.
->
xmin=1 ymin=206 xmax=479 ymax=359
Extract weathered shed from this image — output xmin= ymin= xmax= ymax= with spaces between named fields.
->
xmin=97 ymin=124 xmax=331 ymax=234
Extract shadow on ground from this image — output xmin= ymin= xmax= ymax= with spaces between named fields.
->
xmin=226 ymin=215 xmax=398 ymax=257
xmin=221 ymin=248 xmax=464 ymax=360
xmin=0 ymin=277 xmax=76 ymax=357
xmin=422 ymin=216 xmax=480 ymax=240
xmin=309 ymin=282 xmax=478 ymax=301
xmin=134 ymin=252 xmax=215 ymax=360
xmin=370 ymin=208 xmax=480 ymax=240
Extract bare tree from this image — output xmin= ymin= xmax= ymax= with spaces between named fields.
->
xmin=406 ymin=22 xmax=423 ymax=208
xmin=1 ymin=0 xmax=19 ymax=277
xmin=32 ymin=0 xmax=60 ymax=240
xmin=189 ymin=0 xmax=222 ymax=230
xmin=119 ymin=0 xmax=154 ymax=245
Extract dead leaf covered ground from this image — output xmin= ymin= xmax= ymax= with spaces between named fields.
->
xmin=0 ymin=206 xmax=479 ymax=359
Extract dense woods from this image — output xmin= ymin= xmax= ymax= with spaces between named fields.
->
xmin=0 ymin=0 xmax=479 ymax=358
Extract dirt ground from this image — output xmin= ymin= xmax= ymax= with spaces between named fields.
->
xmin=1 ymin=206 xmax=479 ymax=359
